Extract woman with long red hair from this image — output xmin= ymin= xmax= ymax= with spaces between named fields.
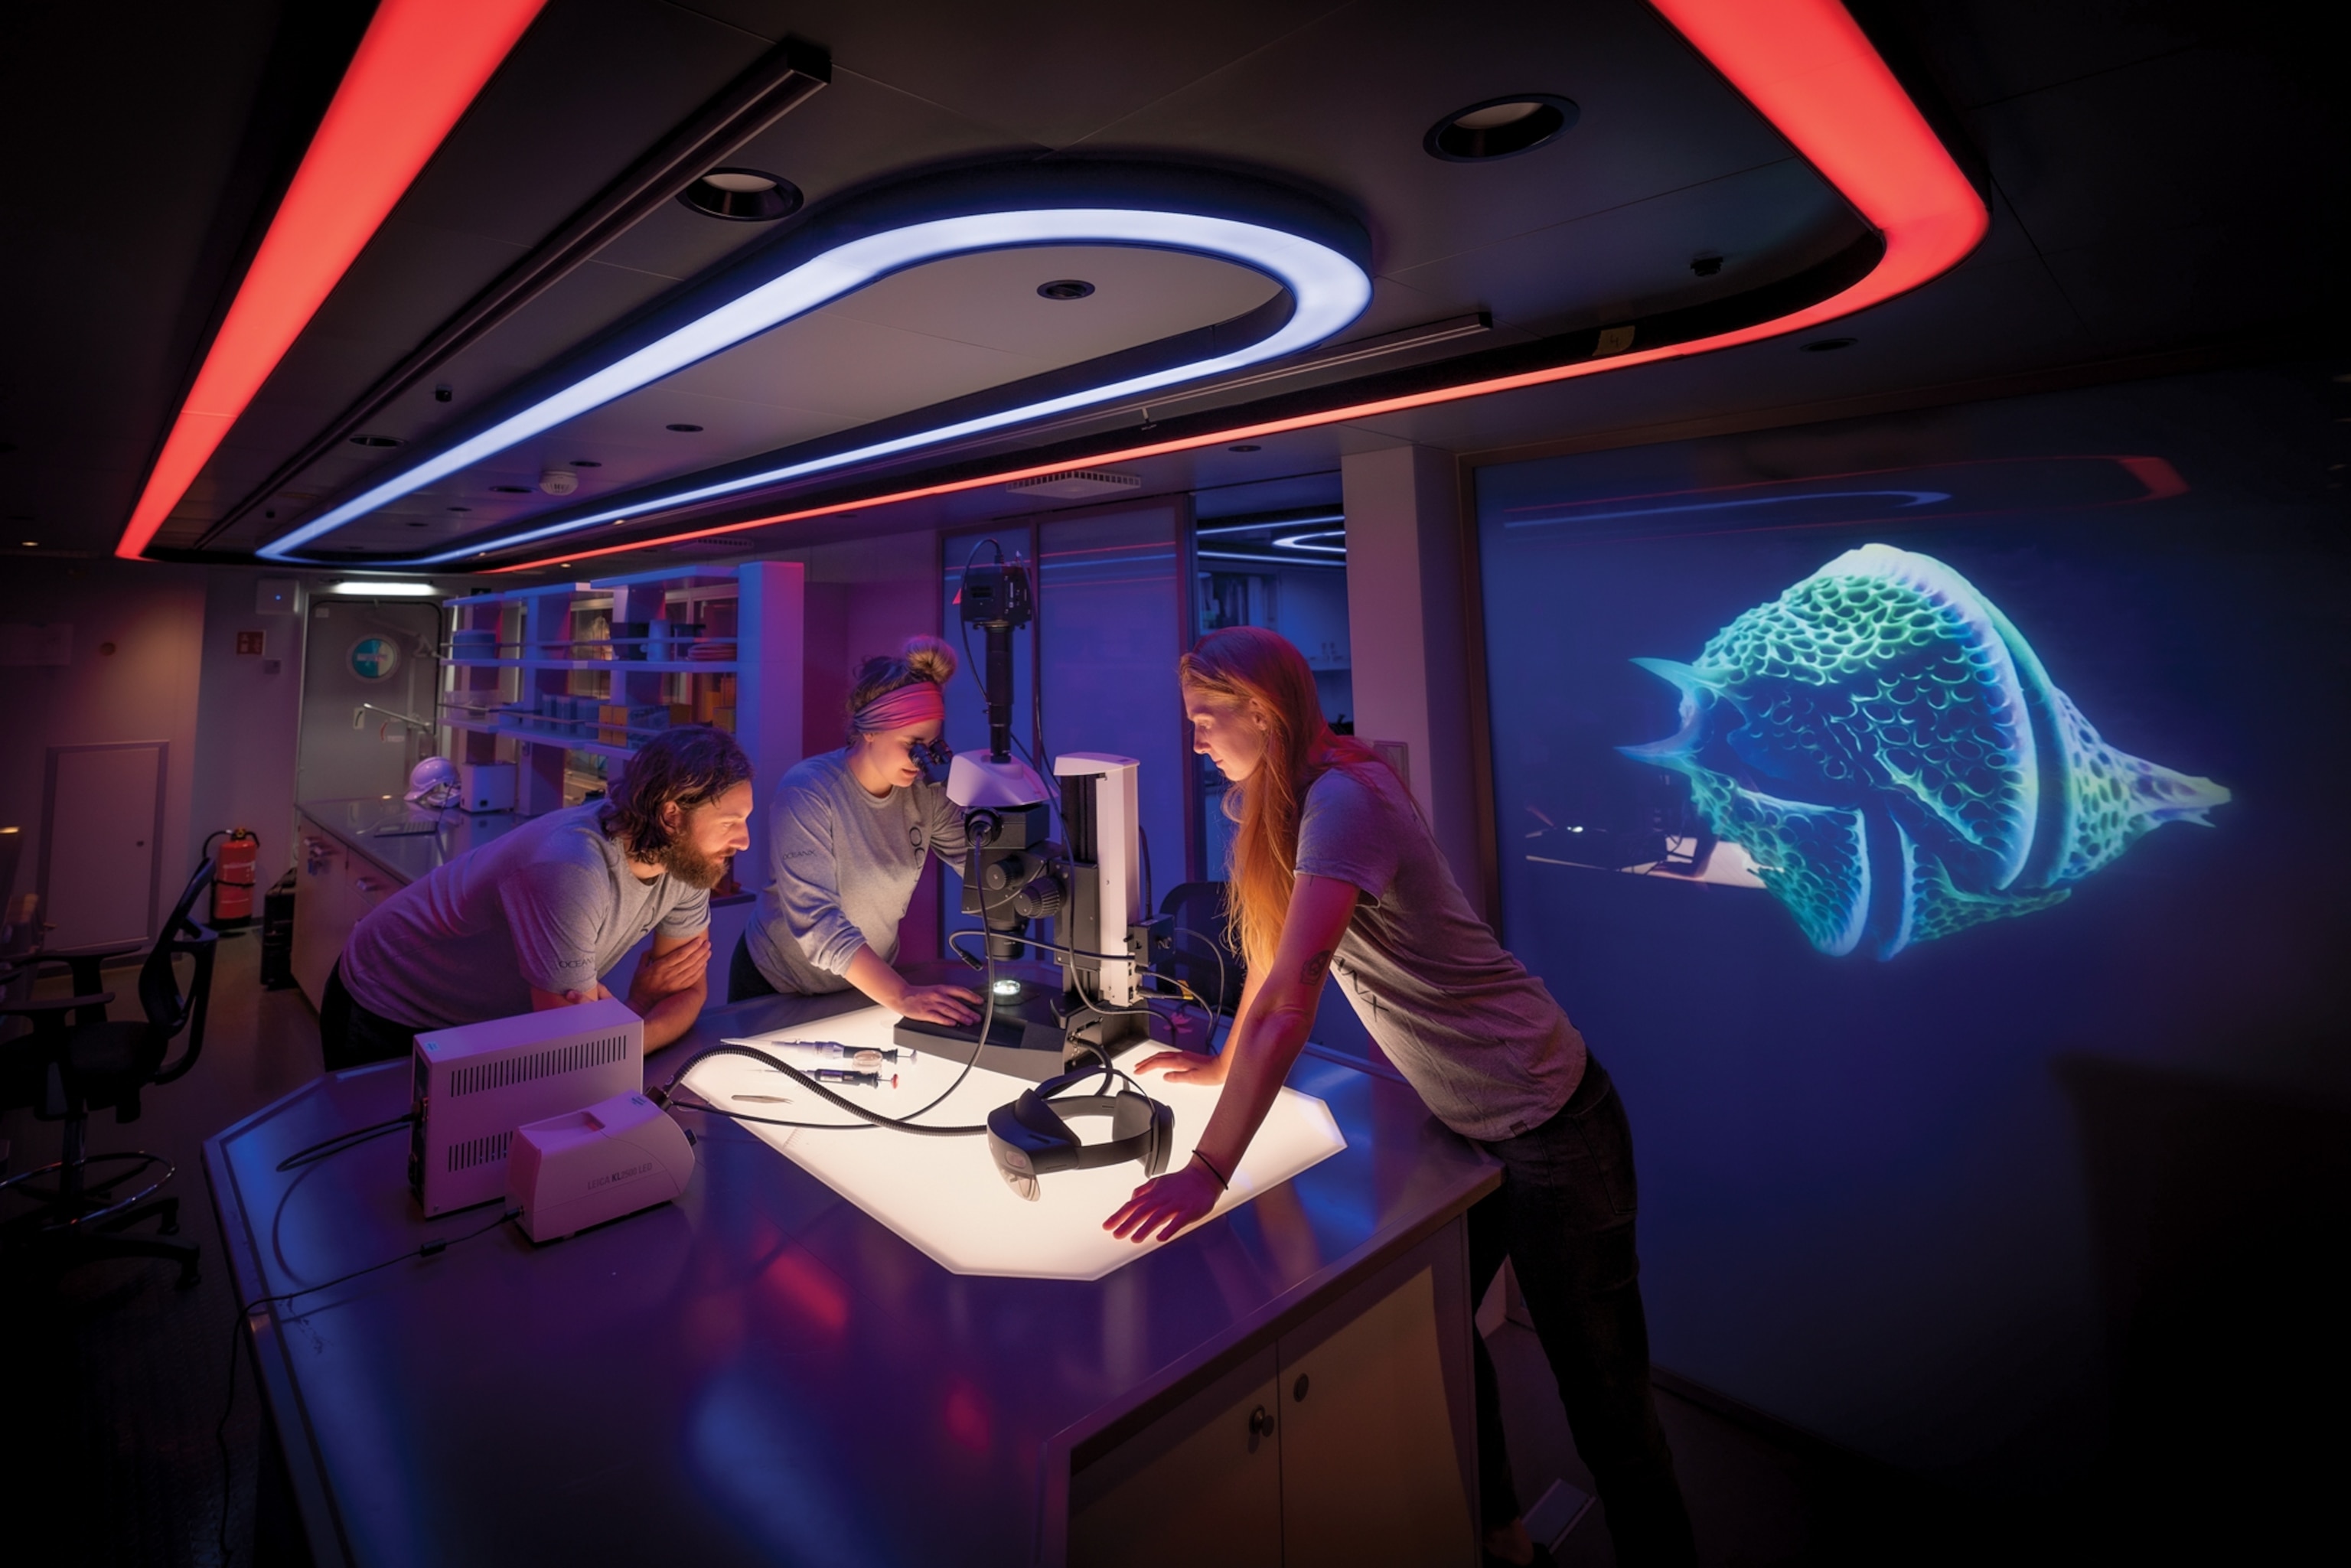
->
xmin=1107 ymin=626 xmax=1694 ymax=1568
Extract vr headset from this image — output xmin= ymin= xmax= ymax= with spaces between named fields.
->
xmin=986 ymin=1068 xmax=1172 ymax=1201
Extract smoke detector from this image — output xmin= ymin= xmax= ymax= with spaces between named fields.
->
xmin=1003 ymin=469 xmax=1143 ymax=500
xmin=540 ymin=469 xmax=579 ymax=496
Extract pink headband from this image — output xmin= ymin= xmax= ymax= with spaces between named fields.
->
xmin=853 ymin=681 xmax=944 ymax=734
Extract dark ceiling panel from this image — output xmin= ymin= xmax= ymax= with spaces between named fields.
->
xmin=0 ymin=0 xmax=359 ymax=553
xmin=6 ymin=0 xmax=2335 ymax=566
xmin=228 ymin=0 xmax=1851 ymax=563
xmin=168 ymin=0 xmax=785 ymax=549
xmin=683 ymin=0 xmax=1353 ymax=151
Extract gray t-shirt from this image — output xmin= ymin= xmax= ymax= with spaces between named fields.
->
xmin=340 ymin=802 xmax=711 ymax=1029
xmin=1296 ymin=761 xmax=1586 ymax=1142
xmin=747 ymin=749 xmax=968 ymax=996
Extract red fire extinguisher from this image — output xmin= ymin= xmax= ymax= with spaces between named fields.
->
xmin=204 ymin=828 xmax=260 ymax=927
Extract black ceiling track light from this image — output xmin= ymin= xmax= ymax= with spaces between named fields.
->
xmin=1423 ymin=94 xmax=1579 ymax=162
xmin=680 ymin=167 xmax=803 ymax=222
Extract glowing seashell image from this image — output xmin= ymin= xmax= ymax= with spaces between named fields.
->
xmin=1619 ymin=544 xmax=2229 ymax=958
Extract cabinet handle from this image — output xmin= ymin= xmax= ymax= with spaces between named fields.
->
xmin=354 ymin=879 xmax=381 ymax=895
xmin=1247 ymin=1405 xmax=1275 ymax=1439
xmin=1293 ymin=1374 xmax=1310 ymax=1403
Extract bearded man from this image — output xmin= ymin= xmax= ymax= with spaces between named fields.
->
xmin=320 ymin=725 xmax=753 ymax=1069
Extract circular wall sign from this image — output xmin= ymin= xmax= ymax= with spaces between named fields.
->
xmin=348 ymin=636 xmax=400 ymax=681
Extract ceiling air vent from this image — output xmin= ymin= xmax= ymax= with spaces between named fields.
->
xmin=1003 ymin=470 xmax=1143 ymax=500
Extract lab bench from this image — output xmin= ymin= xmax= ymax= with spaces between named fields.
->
xmin=204 ymin=988 xmax=1501 ymax=1566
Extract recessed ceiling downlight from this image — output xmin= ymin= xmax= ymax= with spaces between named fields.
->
xmin=1038 ymin=279 xmax=1096 ymax=301
xmin=350 ymin=434 xmax=403 ymax=448
xmin=1423 ymin=94 xmax=1579 ymax=161
xmin=680 ymin=167 xmax=802 ymax=223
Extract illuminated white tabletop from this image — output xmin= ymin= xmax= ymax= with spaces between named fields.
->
xmin=683 ymin=1004 xmax=1346 ymax=1280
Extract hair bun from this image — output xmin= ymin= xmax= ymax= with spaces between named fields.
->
xmin=903 ymin=634 xmax=957 ymax=684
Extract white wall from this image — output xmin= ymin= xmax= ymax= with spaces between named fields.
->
xmin=0 ymin=559 xmax=207 ymax=924
xmin=189 ymin=568 xmax=305 ymax=885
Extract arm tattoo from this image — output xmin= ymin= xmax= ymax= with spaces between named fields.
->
xmin=1299 ymin=949 xmax=1335 ymax=986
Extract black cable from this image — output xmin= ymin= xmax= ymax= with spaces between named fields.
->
xmin=946 ymin=928 xmax=1219 ymax=1030
xmin=1159 ymin=926 xmax=1234 ymax=1040
xmin=274 ymin=1113 xmax=416 ymax=1172
xmin=216 ymin=1205 xmax=520 ymax=1563
xmin=657 ymin=942 xmax=1002 ymax=1136
xmin=955 ymin=535 xmax=1003 ymax=735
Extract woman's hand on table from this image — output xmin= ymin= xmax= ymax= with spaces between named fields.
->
xmin=1104 ymin=1158 xmax=1226 ymax=1244
xmin=892 ymin=983 xmax=983 ymax=1025
xmin=1132 ymin=1048 xmax=1228 ymax=1086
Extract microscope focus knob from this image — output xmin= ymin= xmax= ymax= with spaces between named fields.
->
xmin=1012 ymin=879 xmax=1065 ymax=920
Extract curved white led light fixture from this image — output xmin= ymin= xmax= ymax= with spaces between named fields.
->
xmin=262 ymin=204 xmax=1370 ymax=562
xmin=1272 ymin=529 xmax=1348 ymax=553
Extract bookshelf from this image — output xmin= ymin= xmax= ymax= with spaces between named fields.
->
xmin=439 ymin=562 xmax=804 ymax=817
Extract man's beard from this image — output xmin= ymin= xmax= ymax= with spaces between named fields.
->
xmin=654 ymin=835 xmax=728 ymax=890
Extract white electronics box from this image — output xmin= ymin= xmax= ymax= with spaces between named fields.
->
xmin=507 ymin=1090 xmax=696 ymax=1243
xmin=409 ymin=997 xmax=641 ymax=1216
xmin=458 ymin=761 xmax=516 ymax=814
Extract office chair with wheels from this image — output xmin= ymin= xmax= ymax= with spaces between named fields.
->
xmin=0 ymin=859 xmax=217 ymax=1286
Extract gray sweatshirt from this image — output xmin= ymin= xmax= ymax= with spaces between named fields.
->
xmin=341 ymin=802 xmax=709 ymax=1029
xmin=746 ymin=748 xmax=969 ymax=996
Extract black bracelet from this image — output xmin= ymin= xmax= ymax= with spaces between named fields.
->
xmin=1192 ymin=1149 xmax=1231 ymax=1188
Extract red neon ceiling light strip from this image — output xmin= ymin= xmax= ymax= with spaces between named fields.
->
xmin=115 ymin=0 xmax=549 ymax=561
xmin=499 ymin=0 xmax=1985 ymax=575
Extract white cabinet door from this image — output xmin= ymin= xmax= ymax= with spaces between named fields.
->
xmin=39 ymin=742 xmax=165 ymax=950
xmin=1069 ymin=1348 xmax=1283 ymax=1568
xmin=1279 ymin=1266 xmax=1475 ymax=1568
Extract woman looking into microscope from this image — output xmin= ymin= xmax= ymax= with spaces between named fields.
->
xmin=731 ymin=636 xmax=982 ymax=1025
xmin=1105 ymin=626 xmax=1694 ymax=1568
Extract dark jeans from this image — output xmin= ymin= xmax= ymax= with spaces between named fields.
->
xmin=318 ymin=960 xmax=421 ymax=1072
xmin=727 ymin=931 xmax=778 ymax=1003
xmin=1471 ymin=1052 xmax=1696 ymax=1567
